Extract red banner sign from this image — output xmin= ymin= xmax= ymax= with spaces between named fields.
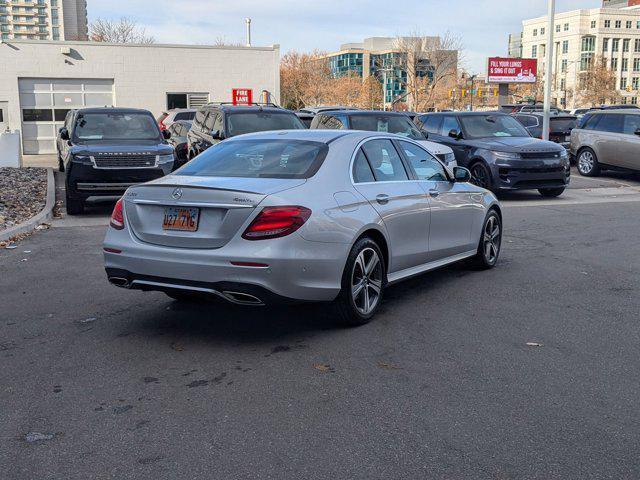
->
xmin=487 ymin=58 xmax=538 ymax=84
xmin=232 ymin=88 xmax=253 ymax=106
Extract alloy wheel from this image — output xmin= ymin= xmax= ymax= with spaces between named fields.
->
xmin=482 ymin=215 xmax=501 ymax=264
xmin=578 ymin=151 xmax=594 ymax=175
xmin=471 ymin=164 xmax=490 ymax=189
xmin=351 ymin=247 xmax=383 ymax=315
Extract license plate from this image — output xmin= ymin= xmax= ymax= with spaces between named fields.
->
xmin=162 ymin=207 xmax=199 ymax=232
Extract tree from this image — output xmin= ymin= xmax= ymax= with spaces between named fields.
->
xmin=357 ymin=76 xmax=384 ymax=110
xmin=575 ymin=55 xmax=620 ymax=107
xmin=280 ymin=50 xmax=333 ymax=110
xmin=393 ymin=32 xmax=462 ymax=111
xmin=89 ymin=17 xmax=155 ymax=44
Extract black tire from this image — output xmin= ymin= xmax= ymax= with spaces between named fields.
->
xmin=333 ymin=237 xmax=386 ymax=327
xmin=471 ymin=210 xmax=502 ymax=269
xmin=469 ymin=161 xmax=493 ymax=191
xmin=65 ymin=193 xmax=84 ymax=215
xmin=538 ymin=187 xmax=565 ymax=197
xmin=576 ymin=148 xmax=600 ymax=177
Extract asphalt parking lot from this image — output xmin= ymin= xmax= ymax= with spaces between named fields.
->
xmin=2 ymin=169 xmax=640 ymax=479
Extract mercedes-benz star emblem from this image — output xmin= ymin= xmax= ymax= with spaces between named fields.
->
xmin=171 ymin=188 xmax=183 ymax=200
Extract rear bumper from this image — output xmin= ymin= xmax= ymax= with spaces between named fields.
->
xmin=103 ymin=226 xmax=349 ymax=303
xmin=491 ymin=162 xmax=570 ymax=191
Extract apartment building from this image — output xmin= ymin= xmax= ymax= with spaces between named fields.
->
xmin=325 ymin=37 xmax=457 ymax=107
xmin=0 ymin=0 xmax=87 ymax=42
xmin=519 ymin=2 xmax=640 ymax=108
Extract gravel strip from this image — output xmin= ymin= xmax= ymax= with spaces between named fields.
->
xmin=0 ymin=167 xmax=48 ymax=231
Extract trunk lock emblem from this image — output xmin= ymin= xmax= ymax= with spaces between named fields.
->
xmin=171 ymin=188 xmax=183 ymax=200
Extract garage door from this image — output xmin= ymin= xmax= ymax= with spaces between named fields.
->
xmin=19 ymin=78 xmax=114 ymax=154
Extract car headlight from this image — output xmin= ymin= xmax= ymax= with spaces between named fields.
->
xmin=492 ymin=151 xmax=521 ymax=160
xmin=71 ymin=154 xmax=92 ymax=164
xmin=559 ymin=149 xmax=568 ymax=158
xmin=443 ymin=152 xmax=455 ymax=164
xmin=157 ymin=154 xmax=174 ymax=164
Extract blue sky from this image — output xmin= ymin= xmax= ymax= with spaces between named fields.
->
xmin=88 ymin=0 xmax=601 ymax=73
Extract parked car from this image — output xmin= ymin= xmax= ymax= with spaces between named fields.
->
xmin=156 ymin=109 xmax=196 ymax=131
xmin=104 ymin=130 xmax=501 ymax=325
xmin=499 ymin=104 xmax=561 ymax=115
xmin=587 ymin=104 xmax=639 ymax=111
xmin=571 ymin=109 xmax=640 ymax=176
xmin=414 ymin=111 xmax=570 ymax=197
xmin=294 ymin=111 xmax=315 ymax=128
xmin=310 ymin=110 xmax=457 ymax=167
xmin=298 ymin=106 xmax=359 ymax=115
xmin=165 ymin=120 xmax=192 ymax=168
xmin=569 ymin=108 xmax=590 ymax=116
xmin=186 ymin=104 xmax=306 ymax=159
xmin=512 ymin=113 xmax=577 ymax=149
xmin=57 ymin=107 xmax=174 ymax=215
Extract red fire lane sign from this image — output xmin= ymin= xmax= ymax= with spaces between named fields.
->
xmin=487 ymin=58 xmax=538 ymax=84
xmin=232 ymin=88 xmax=253 ymax=105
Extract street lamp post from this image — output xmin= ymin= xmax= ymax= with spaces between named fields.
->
xmin=542 ymin=0 xmax=556 ymax=141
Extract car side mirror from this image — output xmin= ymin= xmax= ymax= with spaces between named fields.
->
xmin=211 ymin=129 xmax=224 ymax=140
xmin=448 ymin=129 xmax=462 ymax=140
xmin=423 ymin=131 xmax=429 ymax=139
xmin=162 ymin=130 xmax=171 ymax=140
xmin=59 ymin=127 xmax=69 ymax=141
xmin=453 ymin=166 xmax=471 ymax=183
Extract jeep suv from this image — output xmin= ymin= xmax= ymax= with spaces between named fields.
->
xmin=415 ymin=112 xmax=570 ymax=197
xmin=57 ymin=108 xmax=174 ymax=215
xmin=186 ymin=104 xmax=305 ymax=159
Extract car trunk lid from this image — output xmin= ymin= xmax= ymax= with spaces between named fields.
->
xmin=124 ymin=176 xmax=305 ymax=249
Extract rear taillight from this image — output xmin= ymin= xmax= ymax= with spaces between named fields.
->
xmin=110 ymin=198 xmax=125 ymax=230
xmin=242 ymin=206 xmax=311 ymax=241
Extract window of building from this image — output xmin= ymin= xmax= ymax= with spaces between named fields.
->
xmin=605 ymin=20 xmax=611 ymax=28
xmin=623 ymin=39 xmax=630 ymax=52
xmin=632 ymin=97 xmax=638 ymax=104
xmin=615 ymin=20 xmax=622 ymax=28
xmin=50 ymin=0 xmax=57 ymax=5
xmin=532 ymin=45 xmax=537 ymax=57
xmin=581 ymin=53 xmax=594 ymax=71
xmin=540 ymin=44 xmax=546 ymax=56
xmin=627 ymin=20 xmax=632 ymax=29
xmin=637 ymin=21 xmax=640 ymax=29
xmin=612 ymin=57 xmax=619 ymax=70
xmin=564 ymin=23 xmax=569 ymax=31
xmin=562 ymin=40 xmax=569 ymax=54
xmin=633 ymin=77 xmax=639 ymax=89
xmin=603 ymin=38 xmax=609 ymax=52
xmin=540 ymin=27 xmax=545 ymax=35
xmin=634 ymin=58 xmax=640 ymax=72
xmin=621 ymin=77 xmax=628 ymax=90
xmin=623 ymin=58 xmax=629 ymax=72
xmin=635 ymin=39 xmax=640 ymax=52
xmin=561 ymin=59 xmax=568 ymax=72
xmin=612 ymin=38 xmax=620 ymax=52
xmin=591 ymin=20 xmax=597 ymax=28
xmin=533 ymin=28 xmax=537 ymax=36
xmin=560 ymin=78 xmax=566 ymax=90
xmin=581 ymin=36 xmax=595 ymax=52
xmin=555 ymin=24 xmax=560 ymax=33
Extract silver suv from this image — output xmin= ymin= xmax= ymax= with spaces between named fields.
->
xmin=571 ymin=109 xmax=640 ymax=176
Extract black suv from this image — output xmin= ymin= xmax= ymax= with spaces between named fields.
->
xmin=57 ymin=108 xmax=174 ymax=214
xmin=415 ymin=112 xmax=570 ymax=197
xmin=186 ymin=104 xmax=305 ymax=159
xmin=512 ymin=113 xmax=577 ymax=149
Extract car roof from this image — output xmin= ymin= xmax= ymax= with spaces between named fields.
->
xmin=517 ymin=112 xmax=577 ymax=118
xmin=76 ymin=107 xmax=153 ymax=115
xmin=204 ymin=105 xmax=288 ymax=113
xmin=324 ymin=110 xmax=409 ymax=117
xmin=165 ymin=108 xmax=196 ymax=113
xmin=223 ymin=129 xmax=403 ymax=144
xmin=301 ymin=106 xmax=358 ymax=113
xmin=584 ymin=108 xmax=640 ymax=114
xmin=420 ymin=111 xmax=506 ymax=116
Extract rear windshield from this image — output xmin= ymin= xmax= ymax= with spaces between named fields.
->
xmin=74 ymin=112 xmax=160 ymax=141
xmin=226 ymin=112 xmax=306 ymax=137
xmin=349 ymin=114 xmax=425 ymax=140
xmin=174 ymin=111 xmax=196 ymax=121
xmin=460 ymin=115 xmax=529 ymax=138
xmin=176 ymin=139 xmax=328 ymax=179
xmin=550 ymin=117 xmax=577 ymax=131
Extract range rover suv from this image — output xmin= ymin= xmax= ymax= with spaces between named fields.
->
xmin=414 ymin=112 xmax=570 ymax=197
xmin=57 ymin=108 xmax=174 ymax=215
xmin=186 ymin=104 xmax=305 ymax=159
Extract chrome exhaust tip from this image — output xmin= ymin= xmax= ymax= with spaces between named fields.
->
xmin=222 ymin=291 xmax=263 ymax=306
xmin=109 ymin=277 xmax=130 ymax=288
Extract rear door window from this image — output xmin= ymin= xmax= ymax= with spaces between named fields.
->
xmin=352 ymin=148 xmax=375 ymax=183
xmin=175 ymin=111 xmax=196 ymax=121
xmin=440 ymin=116 xmax=462 ymax=136
xmin=622 ymin=114 xmax=640 ymax=135
xmin=593 ymin=114 xmax=624 ymax=133
xmin=361 ymin=139 xmax=409 ymax=182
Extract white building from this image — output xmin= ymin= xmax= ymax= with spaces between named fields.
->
xmin=0 ymin=39 xmax=281 ymax=154
xmin=519 ymin=2 xmax=640 ymax=108
xmin=0 ymin=0 xmax=88 ymax=42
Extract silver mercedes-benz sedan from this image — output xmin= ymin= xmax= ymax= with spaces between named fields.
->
xmin=104 ymin=130 xmax=502 ymax=325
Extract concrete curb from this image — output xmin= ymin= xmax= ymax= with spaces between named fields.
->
xmin=0 ymin=167 xmax=56 ymax=242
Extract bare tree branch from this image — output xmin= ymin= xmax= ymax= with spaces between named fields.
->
xmin=89 ymin=17 xmax=155 ymax=44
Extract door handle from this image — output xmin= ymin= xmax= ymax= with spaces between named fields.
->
xmin=376 ymin=194 xmax=389 ymax=205
xmin=428 ymin=189 xmax=440 ymax=197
